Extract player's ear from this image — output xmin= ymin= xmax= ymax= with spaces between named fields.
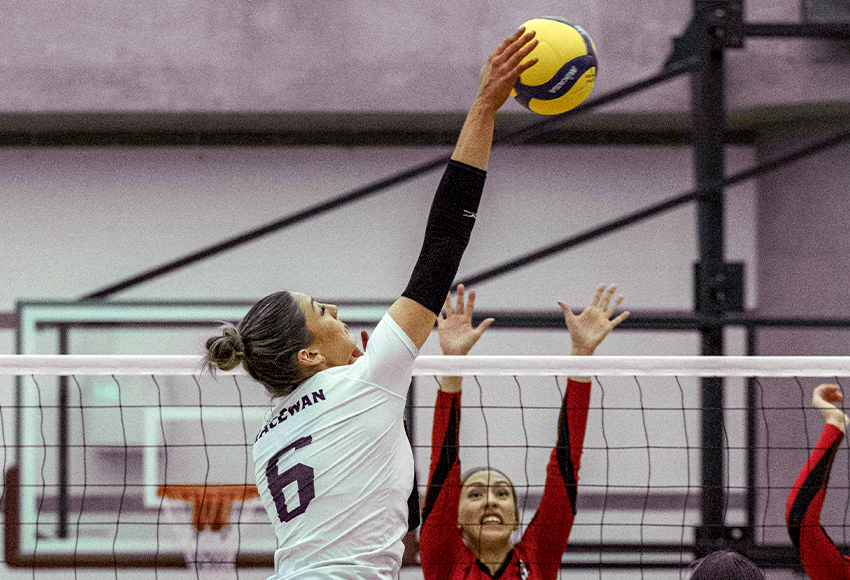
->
xmin=298 ymin=348 xmax=325 ymax=368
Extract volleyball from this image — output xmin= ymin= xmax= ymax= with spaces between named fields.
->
xmin=512 ymin=17 xmax=597 ymax=115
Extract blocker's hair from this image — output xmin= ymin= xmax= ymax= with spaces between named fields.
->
xmin=689 ymin=550 xmax=764 ymax=580
xmin=205 ymin=291 xmax=314 ymax=398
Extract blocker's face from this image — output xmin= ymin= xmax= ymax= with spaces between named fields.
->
xmin=294 ymin=293 xmax=359 ymax=368
xmin=457 ymin=470 xmax=519 ymax=547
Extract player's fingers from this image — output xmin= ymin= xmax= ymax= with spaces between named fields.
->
xmin=514 ymin=57 xmax=539 ymax=79
xmin=466 ymin=289 xmax=477 ymax=315
xmin=825 ymin=384 xmax=843 ymax=402
xmin=813 ymin=384 xmax=841 ymax=405
xmin=501 ymin=29 xmax=535 ymax=59
xmin=494 ymin=26 xmax=527 ymax=57
xmin=816 ymin=383 xmax=838 ymax=397
xmin=591 ymin=285 xmax=605 ymax=307
xmin=610 ymin=311 xmax=630 ymax=327
xmin=558 ymin=301 xmax=577 ymax=324
xmin=599 ymin=285 xmax=616 ymax=310
xmin=609 ymin=296 xmax=624 ymax=314
xmin=475 ymin=317 xmax=495 ymax=334
xmin=443 ymin=292 xmax=454 ymax=315
xmin=455 ymin=284 xmax=466 ymax=314
xmin=505 ymin=38 xmax=538 ymax=74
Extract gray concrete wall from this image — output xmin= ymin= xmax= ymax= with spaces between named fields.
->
xmin=1 ymin=0 xmax=847 ymax=114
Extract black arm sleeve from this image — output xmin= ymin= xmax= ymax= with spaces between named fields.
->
xmin=401 ymin=159 xmax=486 ymax=314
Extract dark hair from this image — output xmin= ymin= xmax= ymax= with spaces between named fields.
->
xmin=460 ymin=466 xmax=519 ymax=516
xmin=690 ymin=550 xmax=764 ymax=580
xmin=204 ymin=291 xmax=314 ymax=398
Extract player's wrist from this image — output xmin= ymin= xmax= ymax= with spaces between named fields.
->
xmin=439 ymin=376 xmax=463 ymax=393
xmin=467 ymin=98 xmax=500 ymax=119
xmin=825 ymin=414 xmax=849 ymax=433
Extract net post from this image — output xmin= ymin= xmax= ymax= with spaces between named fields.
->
xmin=691 ymin=0 xmax=732 ymax=550
xmin=745 ymin=324 xmax=758 ymax=543
xmin=57 ymin=326 xmax=69 ymax=540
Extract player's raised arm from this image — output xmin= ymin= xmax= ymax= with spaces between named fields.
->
xmin=436 ymin=285 xmax=494 ymax=393
xmin=786 ymin=384 xmax=850 ymax=580
xmin=388 ymin=29 xmax=537 ymax=349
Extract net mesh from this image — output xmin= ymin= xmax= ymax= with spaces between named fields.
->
xmin=2 ymin=355 xmax=849 ymax=579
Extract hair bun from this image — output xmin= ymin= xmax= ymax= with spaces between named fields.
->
xmin=204 ymin=323 xmax=245 ymax=372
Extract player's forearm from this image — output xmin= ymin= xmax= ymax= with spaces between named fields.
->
xmin=438 ymin=376 xmax=463 ymax=393
xmin=559 ymin=379 xmax=592 ymax=469
xmin=569 ymin=346 xmax=594 ymax=383
xmin=450 ymin=103 xmax=497 ymax=170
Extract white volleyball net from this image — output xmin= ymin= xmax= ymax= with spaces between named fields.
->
xmin=2 ymin=354 xmax=850 ymax=579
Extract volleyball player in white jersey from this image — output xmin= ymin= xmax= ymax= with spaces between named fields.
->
xmin=204 ymin=28 xmax=539 ymax=580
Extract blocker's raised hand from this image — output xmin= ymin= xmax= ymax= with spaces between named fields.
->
xmin=559 ymin=284 xmax=630 ymax=357
xmin=437 ymin=284 xmax=494 ymax=356
xmin=813 ymin=383 xmax=850 ymax=432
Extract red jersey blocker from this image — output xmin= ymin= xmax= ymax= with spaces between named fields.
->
xmin=420 ymin=378 xmax=591 ymax=580
xmin=786 ymin=424 xmax=850 ymax=580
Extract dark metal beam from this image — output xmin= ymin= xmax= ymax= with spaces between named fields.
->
xmin=57 ymin=327 xmax=70 ymax=540
xmin=745 ymin=22 xmax=850 ymax=39
xmin=455 ymin=128 xmax=850 ymax=290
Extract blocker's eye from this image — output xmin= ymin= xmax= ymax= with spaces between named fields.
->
xmin=320 ymin=305 xmax=326 ymax=316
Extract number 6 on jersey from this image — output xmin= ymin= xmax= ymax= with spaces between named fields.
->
xmin=265 ymin=436 xmax=315 ymax=523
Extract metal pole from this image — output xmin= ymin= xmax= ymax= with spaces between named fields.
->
xmin=57 ymin=326 xmax=69 ymax=539
xmin=692 ymin=2 xmax=727 ymax=548
xmin=746 ymin=325 xmax=758 ymax=542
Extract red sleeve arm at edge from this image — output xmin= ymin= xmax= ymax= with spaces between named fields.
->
xmin=420 ymin=390 xmax=465 ymax=580
xmin=786 ymin=424 xmax=850 ymax=580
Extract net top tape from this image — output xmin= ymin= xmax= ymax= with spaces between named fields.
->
xmin=1 ymin=355 xmax=850 ymax=377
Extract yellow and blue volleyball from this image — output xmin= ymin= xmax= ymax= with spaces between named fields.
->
xmin=512 ymin=18 xmax=597 ymax=115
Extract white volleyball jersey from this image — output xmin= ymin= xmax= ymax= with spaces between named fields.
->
xmin=253 ymin=313 xmax=418 ymax=580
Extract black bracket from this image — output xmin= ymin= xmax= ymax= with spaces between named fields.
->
xmin=694 ymin=262 xmax=745 ymax=313
xmin=698 ymin=0 xmax=745 ymax=48
xmin=664 ymin=0 xmax=744 ymax=69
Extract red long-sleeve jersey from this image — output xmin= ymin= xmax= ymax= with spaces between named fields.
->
xmin=786 ymin=423 xmax=850 ymax=580
xmin=420 ymin=379 xmax=591 ymax=580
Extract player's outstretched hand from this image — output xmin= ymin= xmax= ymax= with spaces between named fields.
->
xmin=437 ymin=284 xmax=494 ymax=356
xmin=813 ymin=384 xmax=850 ymax=433
xmin=559 ymin=284 xmax=630 ymax=357
xmin=475 ymin=28 xmax=538 ymax=114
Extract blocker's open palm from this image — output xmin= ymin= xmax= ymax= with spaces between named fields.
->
xmin=560 ymin=284 xmax=629 ymax=356
xmin=437 ymin=284 xmax=494 ymax=356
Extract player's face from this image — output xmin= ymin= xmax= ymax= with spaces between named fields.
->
xmin=294 ymin=293 xmax=360 ymax=367
xmin=457 ymin=470 xmax=519 ymax=549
